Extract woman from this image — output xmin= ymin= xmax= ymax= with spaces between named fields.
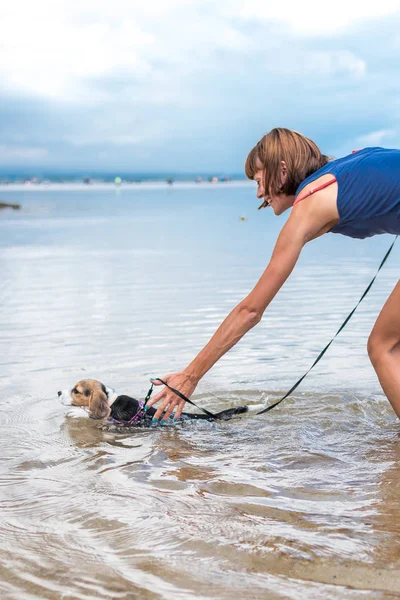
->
xmin=147 ymin=128 xmax=400 ymax=420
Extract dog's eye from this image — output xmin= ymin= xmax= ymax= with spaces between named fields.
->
xmin=72 ymin=388 xmax=79 ymax=394
xmin=84 ymin=390 xmax=90 ymax=397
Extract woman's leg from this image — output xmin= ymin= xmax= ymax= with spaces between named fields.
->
xmin=367 ymin=280 xmax=400 ymax=418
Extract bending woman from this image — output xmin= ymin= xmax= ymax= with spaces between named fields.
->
xmin=147 ymin=128 xmax=400 ymax=420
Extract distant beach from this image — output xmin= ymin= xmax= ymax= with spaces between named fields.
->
xmin=0 ymin=179 xmax=252 ymax=192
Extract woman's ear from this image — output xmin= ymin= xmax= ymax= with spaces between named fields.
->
xmin=88 ymin=389 xmax=110 ymax=420
xmin=280 ymin=160 xmax=288 ymax=187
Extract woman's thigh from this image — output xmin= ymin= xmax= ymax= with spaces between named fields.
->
xmin=369 ymin=279 xmax=400 ymax=350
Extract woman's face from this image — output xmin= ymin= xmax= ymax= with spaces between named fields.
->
xmin=253 ymin=159 xmax=294 ymax=216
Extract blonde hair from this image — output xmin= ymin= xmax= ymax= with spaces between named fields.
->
xmin=245 ymin=128 xmax=330 ymax=200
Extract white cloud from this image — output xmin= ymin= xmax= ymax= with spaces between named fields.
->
xmin=261 ymin=49 xmax=367 ymax=78
xmin=1 ymin=0 xmax=399 ymax=170
xmin=356 ymin=129 xmax=397 ymax=146
xmin=0 ymin=1 xmax=155 ymax=101
xmin=0 ymin=0 xmax=386 ymax=102
xmin=234 ymin=0 xmax=400 ymax=35
xmin=305 ymin=51 xmax=366 ymax=77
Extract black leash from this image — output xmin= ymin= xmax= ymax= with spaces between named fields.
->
xmin=257 ymin=235 xmax=398 ymax=414
xmin=144 ymin=378 xmax=218 ymax=420
xmin=145 ymin=236 xmax=397 ymax=418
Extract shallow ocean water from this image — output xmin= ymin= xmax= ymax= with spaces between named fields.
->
xmin=0 ymin=182 xmax=399 ymax=599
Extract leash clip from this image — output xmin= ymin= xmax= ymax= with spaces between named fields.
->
xmin=144 ymin=383 xmax=154 ymax=407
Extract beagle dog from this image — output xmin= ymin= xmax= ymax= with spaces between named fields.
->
xmin=58 ymin=378 xmax=256 ymax=426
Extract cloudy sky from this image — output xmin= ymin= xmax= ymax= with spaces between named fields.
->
xmin=1 ymin=0 xmax=400 ymax=174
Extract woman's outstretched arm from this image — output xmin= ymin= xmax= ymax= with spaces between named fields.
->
xmin=147 ymin=193 xmax=337 ymax=421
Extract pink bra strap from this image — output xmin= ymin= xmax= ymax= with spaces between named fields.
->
xmin=293 ymin=176 xmax=337 ymax=206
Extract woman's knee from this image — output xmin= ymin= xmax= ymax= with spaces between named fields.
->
xmin=367 ymin=330 xmax=382 ymax=366
xmin=368 ymin=281 xmax=400 ymax=366
xmin=367 ymin=328 xmax=400 ymax=366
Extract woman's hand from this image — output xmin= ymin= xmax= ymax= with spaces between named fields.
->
xmin=146 ymin=371 xmax=199 ymax=422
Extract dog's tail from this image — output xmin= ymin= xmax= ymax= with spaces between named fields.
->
xmin=214 ymin=403 xmax=266 ymax=421
xmin=182 ymin=403 xmax=266 ymax=421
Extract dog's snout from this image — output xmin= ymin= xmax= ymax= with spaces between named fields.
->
xmin=59 ymin=389 xmax=73 ymax=406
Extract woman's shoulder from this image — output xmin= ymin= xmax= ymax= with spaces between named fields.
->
xmin=294 ymin=173 xmax=338 ymax=207
xmin=295 ymin=161 xmax=337 ymax=198
xmin=289 ymin=177 xmax=340 ymax=241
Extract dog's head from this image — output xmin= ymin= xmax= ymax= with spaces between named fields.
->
xmin=58 ymin=379 xmax=114 ymax=420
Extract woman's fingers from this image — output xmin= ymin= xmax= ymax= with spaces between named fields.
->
xmin=163 ymin=399 xmax=183 ymax=421
xmin=153 ymin=393 xmax=178 ymax=421
xmin=146 ymin=389 xmax=165 ymax=408
xmin=173 ymin=400 xmax=185 ymax=420
xmin=146 ymin=376 xmax=171 ymax=408
xmin=145 ymin=371 xmax=199 ymax=423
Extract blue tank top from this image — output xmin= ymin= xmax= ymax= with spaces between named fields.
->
xmin=295 ymin=147 xmax=400 ymax=239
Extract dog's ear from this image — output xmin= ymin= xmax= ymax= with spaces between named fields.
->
xmin=88 ymin=388 xmax=110 ymax=420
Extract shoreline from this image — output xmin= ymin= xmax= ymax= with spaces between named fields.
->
xmin=0 ymin=180 xmax=253 ymax=192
